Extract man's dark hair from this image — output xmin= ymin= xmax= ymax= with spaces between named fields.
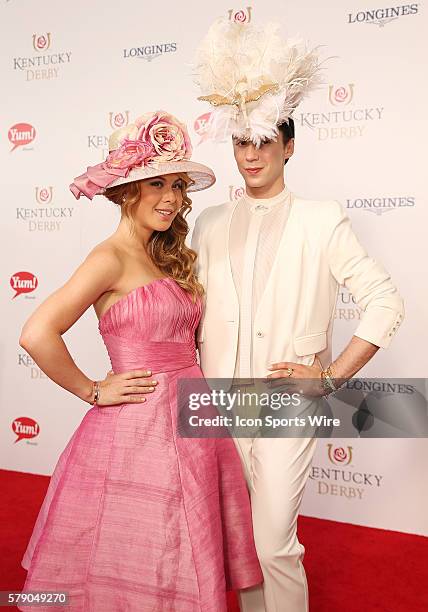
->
xmin=277 ymin=118 xmax=295 ymax=165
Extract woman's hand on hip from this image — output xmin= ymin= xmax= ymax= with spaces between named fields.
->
xmin=96 ymin=369 xmax=157 ymax=406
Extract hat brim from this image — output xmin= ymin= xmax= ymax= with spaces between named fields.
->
xmin=107 ymin=160 xmax=216 ymax=193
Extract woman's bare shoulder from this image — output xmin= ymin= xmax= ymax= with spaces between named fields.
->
xmin=85 ymin=238 xmax=125 ymax=275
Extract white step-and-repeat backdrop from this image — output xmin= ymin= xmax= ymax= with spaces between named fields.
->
xmin=1 ymin=1 xmax=427 ymax=536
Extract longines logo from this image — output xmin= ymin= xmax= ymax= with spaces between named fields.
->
xmin=228 ymin=7 xmax=252 ymax=23
xmin=346 ymin=196 xmax=415 ymax=216
xmin=15 ymin=187 xmax=74 ymax=232
xmin=298 ymin=83 xmax=384 ymax=140
xmin=194 ymin=112 xmax=214 ymax=145
xmin=13 ymin=33 xmax=72 ymax=81
xmin=18 ymin=352 xmax=48 ymax=380
xmin=229 ymin=186 xmax=245 ymax=200
xmin=345 ymin=380 xmax=415 ymax=394
xmin=123 ymin=42 xmax=177 ymax=62
xmin=348 ymin=4 xmax=418 ymax=27
xmin=12 ymin=417 xmax=40 ymax=444
xmin=8 ymin=123 xmax=36 ymax=152
xmin=309 ymin=443 xmax=383 ymax=500
xmin=10 ymin=272 xmax=38 ymax=299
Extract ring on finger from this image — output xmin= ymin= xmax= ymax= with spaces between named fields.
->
xmin=286 ymin=367 xmax=294 ymax=377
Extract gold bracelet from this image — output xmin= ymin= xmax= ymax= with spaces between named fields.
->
xmin=320 ymin=366 xmax=337 ymax=394
xmin=90 ymin=381 xmax=101 ymax=405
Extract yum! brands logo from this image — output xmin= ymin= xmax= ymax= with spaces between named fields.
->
xmin=10 ymin=272 xmax=38 ymax=299
xmin=12 ymin=417 xmax=40 ymax=444
xmin=194 ymin=112 xmax=214 ymax=146
xmin=8 ymin=123 xmax=36 ymax=152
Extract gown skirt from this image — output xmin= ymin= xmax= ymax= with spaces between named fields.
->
xmin=20 ymin=278 xmax=263 ymax=611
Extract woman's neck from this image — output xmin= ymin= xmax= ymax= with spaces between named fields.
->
xmin=114 ymin=217 xmax=152 ymax=252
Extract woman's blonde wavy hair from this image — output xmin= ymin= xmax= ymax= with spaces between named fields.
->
xmin=103 ymin=173 xmax=204 ymax=301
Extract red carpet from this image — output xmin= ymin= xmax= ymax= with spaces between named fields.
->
xmin=1 ymin=469 xmax=427 ymax=611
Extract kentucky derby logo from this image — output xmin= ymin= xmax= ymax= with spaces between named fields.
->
xmin=18 ymin=350 xmax=48 ymax=379
xmin=32 ymin=32 xmax=51 ymax=52
xmin=8 ymin=123 xmax=36 ymax=152
xmin=13 ymin=34 xmax=72 ymax=81
xmin=348 ymin=4 xmax=419 ymax=27
xmin=298 ymin=80 xmax=384 ymax=140
xmin=229 ymin=185 xmax=245 ymax=201
xmin=18 ymin=186 xmax=73 ymax=233
xmin=335 ymin=287 xmax=362 ymax=322
xmin=329 ymin=84 xmax=354 ymax=106
xmin=327 ymin=444 xmax=353 ymax=465
xmin=10 ymin=272 xmax=38 ymax=299
xmin=311 ymin=444 xmax=382 ymax=500
xmin=123 ymin=42 xmax=177 ymax=62
xmin=12 ymin=417 xmax=40 ymax=443
xmin=228 ymin=7 xmax=252 ymax=23
xmin=35 ymin=186 xmax=53 ymax=205
xmin=109 ymin=111 xmax=130 ymax=130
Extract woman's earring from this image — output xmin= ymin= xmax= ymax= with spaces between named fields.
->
xmin=121 ymin=196 xmax=126 ymax=204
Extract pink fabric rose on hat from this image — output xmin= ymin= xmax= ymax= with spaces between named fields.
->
xmin=105 ymin=138 xmax=155 ymax=170
xmin=135 ymin=111 xmax=193 ymax=162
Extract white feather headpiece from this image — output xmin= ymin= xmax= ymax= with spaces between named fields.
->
xmin=193 ymin=18 xmax=325 ymax=146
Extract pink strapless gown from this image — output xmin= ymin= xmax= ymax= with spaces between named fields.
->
xmin=20 ymin=278 xmax=262 ymax=611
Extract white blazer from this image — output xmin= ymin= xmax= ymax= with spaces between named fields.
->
xmin=191 ymin=195 xmax=404 ymax=379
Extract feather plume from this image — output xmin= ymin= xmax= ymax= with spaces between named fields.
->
xmin=193 ymin=18 xmax=325 ymax=146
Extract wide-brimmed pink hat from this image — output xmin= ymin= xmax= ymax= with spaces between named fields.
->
xmin=70 ymin=110 xmax=216 ymax=199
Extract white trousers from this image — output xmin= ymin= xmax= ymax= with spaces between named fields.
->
xmin=233 ymin=436 xmax=317 ymax=612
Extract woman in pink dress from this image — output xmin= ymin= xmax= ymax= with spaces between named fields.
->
xmin=19 ymin=110 xmax=262 ymax=611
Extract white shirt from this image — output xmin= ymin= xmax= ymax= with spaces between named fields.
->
xmin=229 ymin=185 xmax=292 ymax=378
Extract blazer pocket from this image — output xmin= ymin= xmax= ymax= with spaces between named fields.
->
xmin=294 ymin=332 xmax=327 ymax=356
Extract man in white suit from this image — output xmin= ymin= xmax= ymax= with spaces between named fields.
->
xmin=191 ymin=117 xmax=404 ymax=611
xmin=191 ymin=17 xmax=404 ymax=611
